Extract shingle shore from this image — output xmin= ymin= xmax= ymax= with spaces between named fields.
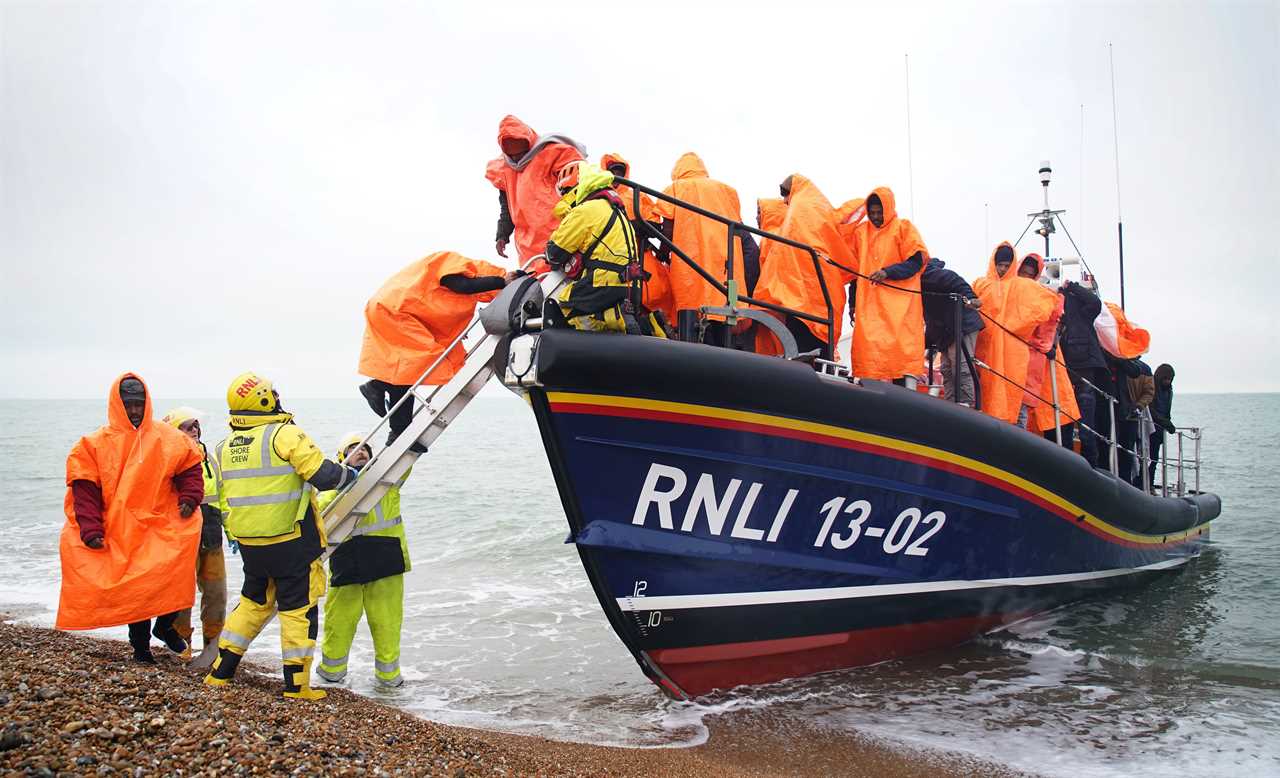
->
xmin=0 ymin=620 xmax=1027 ymax=777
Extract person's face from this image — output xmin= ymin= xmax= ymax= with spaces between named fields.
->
xmin=1018 ymin=262 xmax=1039 ymax=280
xmin=607 ymin=164 xmax=626 ymax=178
xmin=123 ymin=400 xmax=145 ymax=427
xmin=500 ymin=138 xmax=530 ymax=158
xmin=178 ymin=419 xmax=201 ymax=442
xmin=868 ymin=201 xmax=884 ymax=227
xmin=344 ymin=444 xmax=371 ymax=468
xmin=995 ymin=259 xmax=1012 ymax=278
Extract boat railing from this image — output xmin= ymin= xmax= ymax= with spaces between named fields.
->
xmin=1159 ymin=425 xmax=1204 ymax=497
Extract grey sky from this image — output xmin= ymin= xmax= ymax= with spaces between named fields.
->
xmin=3 ymin=1 xmax=1277 ymax=398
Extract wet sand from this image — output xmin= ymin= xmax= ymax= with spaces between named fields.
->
xmin=0 ymin=619 xmax=1030 ymax=776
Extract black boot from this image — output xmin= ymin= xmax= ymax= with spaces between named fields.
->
xmin=152 ymin=614 xmax=189 ymax=656
xmin=128 ymin=621 xmax=155 ymax=664
xmin=359 ymin=381 xmax=388 ymax=417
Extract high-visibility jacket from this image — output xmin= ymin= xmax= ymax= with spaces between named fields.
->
xmin=218 ymin=422 xmax=314 ymax=542
xmin=198 ymin=441 xmax=221 ymax=510
xmin=318 ymin=470 xmax=410 ymax=587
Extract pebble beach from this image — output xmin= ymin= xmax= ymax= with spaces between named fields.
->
xmin=0 ymin=619 xmax=1029 ymax=777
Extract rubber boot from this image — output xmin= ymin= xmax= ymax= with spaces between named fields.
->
xmin=282 ymin=659 xmax=326 ymax=701
xmin=128 ymin=621 xmax=156 ymax=664
xmin=358 ymin=381 xmax=388 ymax=417
xmin=203 ymin=648 xmax=243 ymax=687
xmin=153 ymin=621 xmax=191 ymax=660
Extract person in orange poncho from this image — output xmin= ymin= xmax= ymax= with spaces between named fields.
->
xmin=359 ymin=252 xmax=514 ymax=448
xmin=58 ymin=374 xmax=204 ymax=664
xmin=756 ymin=197 xmax=788 ymax=267
xmin=1016 ymin=254 xmax=1080 ymax=441
xmin=602 ymin=153 xmax=673 ymax=324
xmin=485 ymin=115 xmax=585 ymax=270
xmin=754 ymin=175 xmax=855 ymax=359
xmin=846 ymin=187 xmax=928 ymax=382
xmin=971 ymin=243 xmax=1059 ymax=423
xmin=653 ymin=152 xmax=759 ymax=344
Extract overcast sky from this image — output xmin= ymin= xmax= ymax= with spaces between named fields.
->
xmin=3 ymin=1 xmax=1277 ymax=398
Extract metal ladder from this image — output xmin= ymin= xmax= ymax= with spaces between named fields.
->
xmin=319 ymin=265 xmax=561 ymax=553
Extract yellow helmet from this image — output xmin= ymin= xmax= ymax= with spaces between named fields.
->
xmin=226 ymin=372 xmax=276 ymax=413
xmin=335 ymin=431 xmax=369 ymax=463
xmin=160 ymin=406 xmax=202 ymax=428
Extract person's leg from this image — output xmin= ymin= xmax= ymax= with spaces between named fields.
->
xmin=1072 ymin=378 xmax=1098 ymax=465
xmin=958 ymin=332 xmax=978 ymax=406
xmin=939 ymin=340 xmax=956 ymax=400
xmin=205 ymin=571 xmax=277 ymax=686
xmin=128 ymin=620 xmax=155 ymax=663
xmin=173 ymin=607 xmax=194 ymax=646
xmin=317 ymin=582 xmax=364 ymax=683
xmin=358 ymin=379 xmax=389 ymax=417
xmin=364 ymin=575 xmax=405 ymax=688
xmin=384 ymin=384 xmax=415 ymax=445
xmin=1117 ymin=419 xmax=1138 ymax=483
xmin=198 ymin=545 xmax=228 ymax=649
xmin=277 ymin=559 xmax=327 ymax=700
xmin=1148 ymin=432 xmax=1163 ymax=489
xmin=152 ymin=610 xmax=188 ymax=656
xmin=784 ymin=316 xmax=828 ymax=360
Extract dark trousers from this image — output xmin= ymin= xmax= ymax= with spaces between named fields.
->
xmin=364 ymin=379 xmax=414 ymax=444
xmin=1070 ymin=374 xmax=1100 ymax=466
xmin=129 ymin=612 xmax=178 ymax=652
xmin=1117 ymin=417 xmax=1140 ymax=484
xmin=1149 ymin=431 xmax=1164 ymax=487
xmin=1042 ymin=423 xmax=1075 ymax=450
xmin=785 ymin=316 xmax=830 ymax=361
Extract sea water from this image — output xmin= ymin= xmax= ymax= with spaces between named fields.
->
xmin=2 ymin=393 xmax=1276 ymax=777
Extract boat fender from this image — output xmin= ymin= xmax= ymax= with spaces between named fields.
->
xmin=481 ymin=275 xmax=544 ymax=336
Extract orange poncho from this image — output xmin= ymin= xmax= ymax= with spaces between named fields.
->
xmin=484 ymin=115 xmax=584 ymax=264
xmin=1017 ymin=254 xmax=1081 ymax=431
xmin=972 ymin=243 xmax=1059 ymax=423
xmin=602 ymin=152 xmax=671 ymax=320
xmin=847 ymin=187 xmax=928 ymax=380
xmin=359 ymin=252 xmax=507 ymax=386
xmin=1096 ymin=301 xmax=1151 ymax=358
xmin=653 ymin=152 xmax=747 ymax=315
xmin=1031 ymin=351 xmax=1081 ymax=434
xmin=756 ymin=197 xmax=788 ymax=268
xmin=754 ymin=175 xmax=855 ymax=347
xmin=57 ymin=374 xmax=203 ymax=631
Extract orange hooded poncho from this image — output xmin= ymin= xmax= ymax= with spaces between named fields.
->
xmin=756 ymin=197 xmax=788 ymax=268
xmin=653 ymin=152 xmax=748 ymax=316
xmin=57 ymin=374 xmax=204 ymax=631
xmin=485 ymin=115 xmax=584 ymax=265
xmin=602 ymin=152 xmax=672 ymax=320
xmin=359 ymin=252 xmax=507 ymax=386
xmin=1096 ymin=301 xmax=1151 ymax=359
xmin=753 ymin=175 xmax=855 ymax=348
xmin=847 ymin=187 xmax=928 ymax=380
xmin=972 ymin=243 xmax=1059 ymax=423
xmin=1017 ymin=254 xmax=1081 ymax=432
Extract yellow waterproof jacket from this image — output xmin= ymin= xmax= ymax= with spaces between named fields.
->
xmin=218 ymin=412 xmax=329 ymax=547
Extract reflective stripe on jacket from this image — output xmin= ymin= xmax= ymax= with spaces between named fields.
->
xmin=218 ymin=424 xmax=309 ymax=539
xmin=320 ymin=470 xmax=411 ymax=586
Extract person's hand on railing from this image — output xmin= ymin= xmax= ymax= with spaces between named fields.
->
xmin=869 ymin=269 xmax=888 ymax=284
xmin=964 ymin=296 xmax=982 ymax=310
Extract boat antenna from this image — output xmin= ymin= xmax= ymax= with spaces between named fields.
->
xmin=905 ymin=53 xmax=915 ymax=219
xmin=1079 ymin=103 xmax=1085 ymax=242
xmin=1109 ymin=43 xmax=1126 ymax=310
xmin=984 ymin=202 xmax=990 ymax=251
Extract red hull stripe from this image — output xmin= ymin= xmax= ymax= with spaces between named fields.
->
xmin=650 ymin=613 xmax=1027 ymax=697
xmin=548 ymin=396 xmax=1205 ymax=549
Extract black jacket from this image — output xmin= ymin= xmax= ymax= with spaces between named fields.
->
xmin=1059 ymin=281 xmax=1106 ymax=370
xmin=920 ymin=258 xmax=983 ymax=350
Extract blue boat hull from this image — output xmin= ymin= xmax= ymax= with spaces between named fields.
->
xmin=516 ymin=330 xmax=1218 ymax=698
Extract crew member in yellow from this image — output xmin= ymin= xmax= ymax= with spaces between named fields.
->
xmin=315 ymin=433 xmax=410 ymax=688
xmin=160 ymin=407 xmax=228 ymax=658
xmin=546 ymin=162 xmax=666 ymax=337
xmin=203 ymin=372 xmax=358 ymax=701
